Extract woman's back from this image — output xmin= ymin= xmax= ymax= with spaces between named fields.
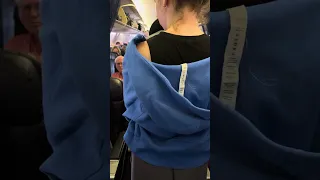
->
xmin=147 ymin=32 xmax=210 ymax=65
xmin=123 ymin=1 xmax=210 ymax=179
xmin=123 ymin=33 xmax=210 ymax=168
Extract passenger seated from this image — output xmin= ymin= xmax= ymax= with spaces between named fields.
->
xmin=123 ymin=0 xmax=210 ymax=180
xmin=110 ymin=77 xmax=126 ymax=145
xmin=111 ymin=55 xmax=123 ymax=80
xmin=111 ymin=46 xmax=121 ymax=56
xmin=5 ymin=0 xmax=42 ymax=61
xmin=120 ymin=46 xmax=126 ymax=56
xmin=1 ymin=49 xmax=51 ymax=179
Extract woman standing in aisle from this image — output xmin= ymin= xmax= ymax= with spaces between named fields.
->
xmin=122 ymin=0 xmax=210 ymax=179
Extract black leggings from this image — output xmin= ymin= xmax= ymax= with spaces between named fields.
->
xmin=131 ymin=153 xmax=208 ymax=180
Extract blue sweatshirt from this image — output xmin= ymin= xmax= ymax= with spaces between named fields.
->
xmin=40 ymin=0 xmax=110 ymax=179
xmin=123 ymin=34 xmax=210 ymax=169
xmin=211 ymin=0 xmax=320 ymax=179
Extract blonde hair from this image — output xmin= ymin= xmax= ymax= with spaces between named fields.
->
xmin=171 ymin=0 xmax=210 ymax=24
xmin=198 ymin=0 xmax=210 ymax=24
xmin=111 ymin=46 xmax=121 ymax=55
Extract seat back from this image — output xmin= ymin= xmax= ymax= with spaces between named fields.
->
xmin=0 ymin=49 xmax=51 ymax=179
xmin=110 ymin=77 xmax=127 ymax=145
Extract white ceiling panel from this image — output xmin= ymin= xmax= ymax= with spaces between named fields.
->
xmin=131 ymin=0 xmax=157 ymax=30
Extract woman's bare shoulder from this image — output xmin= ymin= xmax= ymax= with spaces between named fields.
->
xmin=136 ymin=41 xmax=151 ymax=61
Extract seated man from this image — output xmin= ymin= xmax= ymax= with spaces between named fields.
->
xmin=120 ymin=45 xmax=126 ymax=56
xmin=111 ymin=55 xmax=123 ymax=80
xmin=5 ymin=0 xmax=42 ymax=61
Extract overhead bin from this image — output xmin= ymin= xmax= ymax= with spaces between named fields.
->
xmin=112 ymin=0 xmax=146 ymax=34
xmin=112 ymin=20 xmax=143 ymax=34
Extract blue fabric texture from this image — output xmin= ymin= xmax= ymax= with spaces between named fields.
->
xmin=123 ymin=34 xmax=210 ymax=169
xmin=211 ymin=0 xmax=320 ymax=179
xmin=40 ymin=0 xmax=112 ymax=179
xmin=1 ymin=0 xmax=14 ymax=45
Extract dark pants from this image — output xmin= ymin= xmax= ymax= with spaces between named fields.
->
xmin=131 ymin=153 xmax=208 ymax=180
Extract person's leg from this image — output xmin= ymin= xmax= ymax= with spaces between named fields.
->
xmin=173 ymin=163 xmax=208 ymax=180
xmin=131 ymin=153 xmax=173 ymax=180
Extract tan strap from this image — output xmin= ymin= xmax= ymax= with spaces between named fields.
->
xmin=147 ymin=30 xmax=164 ymax=39
xmin=178 ymin=63 xmax=188 ymax=96
xmin=219 ymin=5 xmax=248 ymax=109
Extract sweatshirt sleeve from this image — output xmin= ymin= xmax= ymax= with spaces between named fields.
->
xmin=40 ymin=0 xmax=110 ymax=179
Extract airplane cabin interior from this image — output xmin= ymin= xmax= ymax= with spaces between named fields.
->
xmin=0 ymin=0 xmax=279 ymax=180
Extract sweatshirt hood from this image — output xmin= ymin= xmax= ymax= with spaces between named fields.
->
xmin=122 ymin=34 xmax=210 ymax=168
xmin=123 ymin=34 xmax=210 ymax=135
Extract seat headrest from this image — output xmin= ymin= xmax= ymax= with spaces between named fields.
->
xmin=0 ymin=49 xmax=41 ymax=75
xmin=0 ymin=49 xmax=42 ymax=126
xmin=110 ymin=77 xmax=123 ymax=101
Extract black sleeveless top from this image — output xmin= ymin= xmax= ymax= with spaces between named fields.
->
xmin=147 ymin=32 xmax=210 ymax=65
